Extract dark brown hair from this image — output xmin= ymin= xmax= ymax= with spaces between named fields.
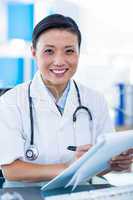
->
xmin=32 ymin=14 xmax=81 ymax=49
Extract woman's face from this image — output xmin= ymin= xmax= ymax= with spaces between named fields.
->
xmin=31 ymin=29 xmax=79 ymax=92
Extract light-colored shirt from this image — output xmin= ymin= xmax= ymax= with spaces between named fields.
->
xmin=46 ymin=82 xmax=70 ymax=114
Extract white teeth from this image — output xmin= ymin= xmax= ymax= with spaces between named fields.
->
xmin=51 ymin=69 xmax=66 ymax=74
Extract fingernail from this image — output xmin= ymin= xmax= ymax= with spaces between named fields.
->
xmin=122 ymin=151 xmax=127 ymax=155
xmin=111 ymin=157 xmax=116 ymax=161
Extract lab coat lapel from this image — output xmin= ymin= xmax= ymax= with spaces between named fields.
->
xmin=60 ymin=80 xmax=78 ymax=127
xmin=30 ymin=71 xmax=61 ymax=116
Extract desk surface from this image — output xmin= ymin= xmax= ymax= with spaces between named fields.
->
xmin=0 ymin=187 xmax=43 ymax=200
xmin=0 ymin=184 xmax=112 ymax=200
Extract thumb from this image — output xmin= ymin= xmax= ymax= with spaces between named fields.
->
xmin=77 ymin=144 xmax=92 ymax=152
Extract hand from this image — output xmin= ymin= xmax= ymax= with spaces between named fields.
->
xmin=109 ymin=148 xmax=133 ymax=172
xmin=75 ymin=144 xmax=92 ymax=160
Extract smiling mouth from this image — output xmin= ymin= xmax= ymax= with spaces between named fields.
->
xmin=50 ymin=69 xmax=68 ymax=75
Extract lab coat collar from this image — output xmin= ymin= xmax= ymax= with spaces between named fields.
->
xmin=30 ymin=71 xmax=50 ymax=100
xmin=30 ymin=71 xmax=78 ymax=121
xmin=30 ymin=71 xmax=62 ymax=117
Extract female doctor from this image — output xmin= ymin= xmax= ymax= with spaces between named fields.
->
xmin=0 ymin=14 xmax=132 ymax=188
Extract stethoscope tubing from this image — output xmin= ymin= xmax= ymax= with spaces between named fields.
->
xmin=28 ymin=81 xmax=34 ymax=145
xmin=26 ymin=80 xmax=92 ymax=160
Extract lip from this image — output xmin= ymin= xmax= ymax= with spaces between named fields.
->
xmin=49 ymin=68 xmax=68 ymax=75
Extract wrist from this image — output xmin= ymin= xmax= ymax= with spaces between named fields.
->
xmin=64 ymin=156 xmax=76 ymax=167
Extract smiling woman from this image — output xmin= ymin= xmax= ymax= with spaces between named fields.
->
xmin=0 ymin=13 xmax=132 ymax=188
xmin=31 ymin=28 xmax=79 ymax=98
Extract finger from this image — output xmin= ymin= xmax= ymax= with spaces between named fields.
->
xmin=77 ymin=144 xmax=92 ymax=151
xmin=127 ymin=148 xmax=133 ymax=154
xmin=110 ymin=164 xmax=123 ymax=171
xmin=110 ymin=161 xmax=132 ymax=171
xmin=110 ymin=159 xmax=132 ymax=165
xmin=115 ymin=157 xmax=133 ymax=162
xmin=120 ymin=149 xmax=133 ymax=158
xmin=121 ymin=151 xmax=130 ymax=156
xmin=111 ymin=155 xmax=132 ymax=161
xmin=118 ymin=164 xmax=132 ymax=170
xmin=110 ymin=163 xmax=130 ymax=171
xmin=76 ymin=152 xmax=84 ymax=157
xmin=75 ymin=151 xmax=85 ymax=158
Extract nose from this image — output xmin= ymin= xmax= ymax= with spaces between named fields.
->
xmin=53 ymin=52 xmax=65 ymax=67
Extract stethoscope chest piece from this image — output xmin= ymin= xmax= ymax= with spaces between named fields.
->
xmin=25 ymin=145 xmax=39 ymax=161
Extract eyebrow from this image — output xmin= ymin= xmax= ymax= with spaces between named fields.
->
xmin=42 ymin=45 xmax=76 ymax=49
xmin=44 ymin=45 xmax=55 ymax=48
xmin=65 ymin=45 xmax=75 ymax=48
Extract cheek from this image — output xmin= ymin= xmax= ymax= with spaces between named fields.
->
xmin=37 ymin=55 xmax=52 ymax=68
xmin=68 ymin=56 xmax=79 ymax=69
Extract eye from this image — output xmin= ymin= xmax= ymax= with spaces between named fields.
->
xmin=44 ymin=49 xmax=54 ymax=55
xmin=65 ymin=49 xmax=75 ymax=55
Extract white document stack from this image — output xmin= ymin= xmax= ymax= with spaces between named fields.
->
xmin=41 ymin=130 xmax=133 ymax=192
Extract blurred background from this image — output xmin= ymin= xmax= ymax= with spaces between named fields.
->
xmin=1 ymin=0 xmax=133 ymax=130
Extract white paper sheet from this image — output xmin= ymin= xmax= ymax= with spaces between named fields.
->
xmin=41 ymin=138 xmax=105 ymax=191
xmin=41 ymin=130 xmax=133 ymax=191
xmin=105 ymin=172 xmax=133 ymax=186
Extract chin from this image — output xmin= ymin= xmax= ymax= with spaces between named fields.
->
xmin=50 ymin=77 xmax=69 ymax=85
xmin=52 ymin=80 xmax=68 ymax=86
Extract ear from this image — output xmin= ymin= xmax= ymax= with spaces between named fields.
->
xmin=31 ymin=45 xmax=36 ymax=58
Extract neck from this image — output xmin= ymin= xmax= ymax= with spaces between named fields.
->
xmin=40 ymin=75 xmax=68 ymax=99
xmin=46 ymin=83 xmax=68 ymax=100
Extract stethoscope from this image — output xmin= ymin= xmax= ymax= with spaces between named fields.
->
xmin=25 ymin=80 xmax=93 ymax=160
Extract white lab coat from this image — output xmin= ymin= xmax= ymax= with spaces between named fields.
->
xmin=0 ymin=71 xmax=114 ymax=187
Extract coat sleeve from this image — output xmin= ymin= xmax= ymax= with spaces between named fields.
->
xmin=0 ymin=92 xmax=25 ymax=165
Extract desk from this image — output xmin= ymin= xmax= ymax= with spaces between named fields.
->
xmin=0 ymin=184 xmax=111 ymax=200
xmin=0 ymin=187 xmax=43 ymax=200
xmin=115 ymin=125 xmax=133 ymax=131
